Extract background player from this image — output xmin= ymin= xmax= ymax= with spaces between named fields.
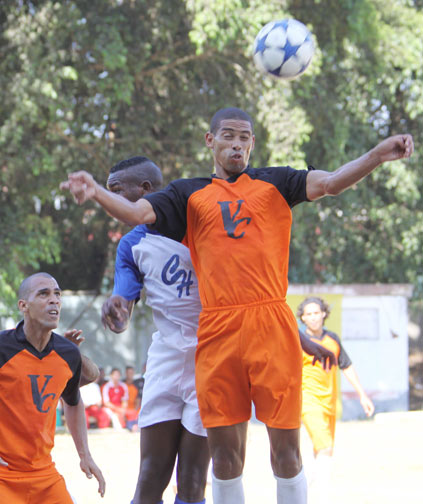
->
xmin=60 ymin=107 xmax=413 ymax=504
xmin=0 ymin=272 xmax=105 ymax=503
xmin=101 ymin=156 xmax=210 ymax=504
xmin=297 ymin=296 xmax=374 ymax=503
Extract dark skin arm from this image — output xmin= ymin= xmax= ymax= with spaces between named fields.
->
xmin=299 ymin=331 xmax=336 ymax=370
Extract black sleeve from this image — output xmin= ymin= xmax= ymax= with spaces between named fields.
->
xmin=53 ymin=334 xmax=82 ymax=406
xmin=61 ymin=357 xmax=82 ymax=406
xmin=328 ymin=331 xmax=353 ymax=370
xmin=144 ymin=177 xmax=211 ymax=242
xmin=143 ymin=179 xmax=189 ymax=242
xmin=251 ymin=166 xmax=311 ymax=208
xmin=273 ymin=166 xmax=310 ymax=207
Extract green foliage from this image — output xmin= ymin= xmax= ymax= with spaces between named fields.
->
xmin=0 ymin=0 xmax=422 ymax=317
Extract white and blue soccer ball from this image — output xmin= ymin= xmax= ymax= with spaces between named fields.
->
xmin=253 ymin=19 xmax=314 ymax=79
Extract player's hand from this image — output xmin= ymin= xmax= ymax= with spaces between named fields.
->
xmin=0 ymin=455 xmax=8 ymax=466
xmin=373 ymin=134 xmax=414 ymax=163
xmin=64 ymin=329 xmax=84 ymax=346
xmin=80 ymin=455 xmax=106 ymax=497
xmin=60 ymin=171 xmax=98 ymax=204
xmin=360 ymin=395 xmax=375 ymax=417
xmin=300 ymin=331 xmax=337 ymax=371
xmin=101 ymin=295 xmax=130 ymax=333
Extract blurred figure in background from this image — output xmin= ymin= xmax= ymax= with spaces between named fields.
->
xmin=297 ymin=296 xmax=375 ymax=503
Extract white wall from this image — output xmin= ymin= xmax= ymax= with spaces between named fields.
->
xmin=340 ymin=295 xmax=409 ymax=419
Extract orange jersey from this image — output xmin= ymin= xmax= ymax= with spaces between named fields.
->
xmin=0 ymin=321 xmax=81 ymax=472
xmin=145 ymin=166 xmax=310 ymax=309
xmin=302 ymin=330 xmax=352 ymax=416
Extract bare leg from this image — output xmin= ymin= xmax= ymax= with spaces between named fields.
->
xmin=267 ymin=427 xmax=306 ymax=504
xmin=206 ymin=422 xmax=248 ymax=479
xmin=176 ymin=427 xmax=210 ymax=502
xmin=132 ymin=420 xmax=181 ymax=504
xmin=267 ymin=426 xmax=302 ymax=477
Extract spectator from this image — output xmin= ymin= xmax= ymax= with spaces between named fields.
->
xmin=80 ymin=377 xmax=110 ymax=429
xmin=124 ymin=365 xmax=141 ymax=411
xmin=102 ymin=368 xmax=138 ymax=431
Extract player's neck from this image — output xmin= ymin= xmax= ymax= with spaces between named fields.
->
xmin=214 ymin=164 xmax=247 ymax=180
xmin=306 ymin=327 xmax=324 ymax=338
xmin=23 ymin=320 xmax=53 ymax=352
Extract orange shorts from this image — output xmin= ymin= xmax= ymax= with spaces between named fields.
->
xmin=0 ymin=466 xmax=73 ymax=504
xmin=195 ymin=299 xmax=302 ymax=429
xmin=302 ymin=409 xmax=336 ymax=453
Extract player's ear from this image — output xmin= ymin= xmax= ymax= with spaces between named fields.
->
xmin=205 ymin=131 xmax=214 ymax=148
xmin=18 ymin=299 xmax=27 ymax=313
xmin=251 ymin=135 xmax=256 ymax=151
xmin=141 ymin=180 xmax=153 ymax=193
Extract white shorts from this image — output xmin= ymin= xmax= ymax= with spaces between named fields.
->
xmin=138 ymin=333 xmax=206 ymax=437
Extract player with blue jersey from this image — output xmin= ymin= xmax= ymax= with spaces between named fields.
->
xmin=101 ymin=157 xmax=209 ymax=504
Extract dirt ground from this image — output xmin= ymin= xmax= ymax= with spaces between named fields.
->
xmin=52 ymin=410 xmax=423 ymax=504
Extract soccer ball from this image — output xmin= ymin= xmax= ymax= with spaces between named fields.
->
xmin=253 ymin=19 xmax=314 ymax=79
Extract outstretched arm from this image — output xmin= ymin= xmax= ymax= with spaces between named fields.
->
xmin=306 ymin=134 xmax=414 ymax=200
xmin=63 ymin=399 xmax=106 ymax=497
xmin=60 ymin=171 xmax=156 ymax=226
xmin=300 ymin=331 xmax=337 ymax=371
xmin=342 ymin=365 xmax=375 ymax=417
xmin=101 ymin=295 xmax=135 ymax=333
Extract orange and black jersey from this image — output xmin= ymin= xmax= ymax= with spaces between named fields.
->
xmin=0 ymin=321 xmax=81 ymax=472
xmin=302 ymin=330 xmax=352 ymax=415
xmin=145 ymin=166 xmax=311 ymax=308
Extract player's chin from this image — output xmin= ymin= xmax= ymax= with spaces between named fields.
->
xmin=227 ymin=160 xmax=247 ymax=175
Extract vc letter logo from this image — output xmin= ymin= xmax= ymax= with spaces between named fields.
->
xmin=218 ymin=200 xmax=251 ymax=239
xmin=28 ymin=375 xmax=56 ymax=413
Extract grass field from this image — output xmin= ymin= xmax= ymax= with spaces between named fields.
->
xmin=53 ymin=411 xmax=423 ymax=504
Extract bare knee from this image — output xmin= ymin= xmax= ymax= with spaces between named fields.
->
xmin=212 ymin=445 xmax=244 ymax=479
xmin=271 ymin=442 xmax=302 ymax=477
xmin=137 ymin=454 xmax=174 ymax=496
xmin=267 ymin=427 xmax=302 ymax=478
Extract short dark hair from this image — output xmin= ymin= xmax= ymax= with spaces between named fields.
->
xmin=109 ymin=156 xmax=163 ymax=190
xmin=296 ymin=297 xmax=331 ymax=321
xmin=18 ymin=272 xmax=55 ymax=300
xmin=110 ymin=367 xmax=121 ymax=375
xmin=210 ymin=107 xmax=254 ymax=134
xmin=110 ymin=156 xmax=150 ymax=174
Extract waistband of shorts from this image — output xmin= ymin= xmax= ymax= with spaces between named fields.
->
xmin=201 ymin=297 xmax=287 ymax=313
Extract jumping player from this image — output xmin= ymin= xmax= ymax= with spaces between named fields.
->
xmin=0 ymin=272 xmax=105 ymax=503
xmin=298 ymin=297 xmax=374 ymax=502
xmin=61 ymin=107 xmax=413 ymax=504
xmin=100 ymin=156 xmax=334 ymax=504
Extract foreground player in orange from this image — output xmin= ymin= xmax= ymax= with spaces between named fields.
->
xmin=61 ymin=107 xmax=413 ymax=504
xmin=0 ymin=272 xmax=105 ymax=503
xmin=298 ymin=297 xmax=374 ymax=502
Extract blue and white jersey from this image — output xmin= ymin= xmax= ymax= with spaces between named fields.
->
xmin=113 ymin=225 xmax=201 ymax=351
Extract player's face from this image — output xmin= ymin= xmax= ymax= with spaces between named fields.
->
xmin=111 ymin=370 xmax=121 ymax=384
xmin=19 ymin=277 xmax=62 ymax=330
xmin=107 ymin=171 xmax=145 ymax=202
xmin=205 ymin=119 xmax=255 ymax=179
xmin=301 ymin=302 xmax=325 ymax=335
